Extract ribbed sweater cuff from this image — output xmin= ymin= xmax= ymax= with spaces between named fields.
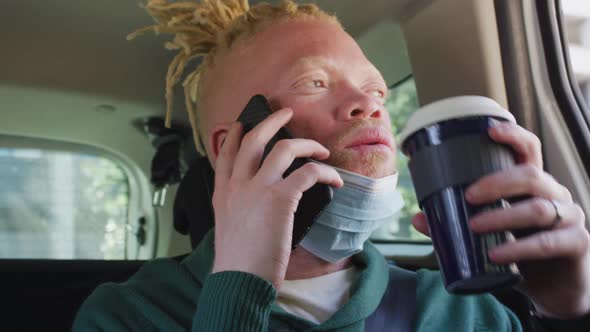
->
xmin=192 ymin=271 xmax=277 ymax=332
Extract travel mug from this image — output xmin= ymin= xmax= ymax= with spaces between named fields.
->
xmin=398 ymin=96 xmax=522 ymax=294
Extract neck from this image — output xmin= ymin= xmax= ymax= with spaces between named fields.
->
xmin=285 ymin=247 xmax=353 ymax=280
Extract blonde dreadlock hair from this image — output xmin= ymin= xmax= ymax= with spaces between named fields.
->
xmin=128 ymin=0 xmax=339 ymax=156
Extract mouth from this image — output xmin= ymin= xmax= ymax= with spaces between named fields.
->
xmin=344 ymin=127 xmax=394 ymax=151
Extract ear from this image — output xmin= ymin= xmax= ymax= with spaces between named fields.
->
xmin=208 ymin=123 xmax=232 ymax=168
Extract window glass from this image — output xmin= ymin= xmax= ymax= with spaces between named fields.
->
xmin=561 ymin=0 xmax=590 ymax=107
xmin=0 ymin=147 xmax=130 ymax=259
xmin=371 ymin=77 xmax=430 ymax=242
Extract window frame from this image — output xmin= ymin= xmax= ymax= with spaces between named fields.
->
xmin=493 ymin=0 xmax=590 ymax=227
xmin=367 ymin=75 xmax=432 ymax=245
xmin=537 ymin=0 xmax=590 ymax=174
xmin=0 ymin=134 xmax=157 ymax=260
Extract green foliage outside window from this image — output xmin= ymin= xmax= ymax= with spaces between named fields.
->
xmin=374 ymin=77 xmax=430 ymax=242
xmin=79 ymin=157 xmax=129 ymax=259
xmin=0 ymin=148 xmax=129 ymax=259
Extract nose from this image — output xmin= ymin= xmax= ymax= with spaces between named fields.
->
xmin=337 ymin=88 xmax=384 ymax=121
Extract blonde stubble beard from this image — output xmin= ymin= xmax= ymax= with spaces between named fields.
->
xmin=319 ymin=119 xmax=396 ymax=179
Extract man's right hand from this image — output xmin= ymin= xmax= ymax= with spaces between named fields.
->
xmin=210 ymin=108 xmax=343 ymax=290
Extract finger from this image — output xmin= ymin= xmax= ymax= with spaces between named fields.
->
xmin=469 ymin=198 xmax=586 ymax=233
xmin=488 ymin=122 xmax=543 ymax=168
xmin=466 ymin=164 xmax=573 ymax=205
xmin=411 ymin=212 xmax=431 ymax=237
xmin=232 ymin=108 xmax=293 ymax=181
xmin=256 ymin=139 xmax=330 ymax=184
xmin=214 ymin=122 xmax=244 ymax=188
xmin=488 ymin=226 xmax=590 ymax=264
xmin=279 ymin=162 xmax=343 ymax=195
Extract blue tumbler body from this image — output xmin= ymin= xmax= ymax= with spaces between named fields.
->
xmin=402 ymin=116 xmax=521 ymax=294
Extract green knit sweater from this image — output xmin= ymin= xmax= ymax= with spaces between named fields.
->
xmin=73 ymin=230 xmax=522 ymax=331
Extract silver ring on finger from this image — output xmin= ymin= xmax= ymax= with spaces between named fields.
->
xmin=549 ymin=199 xmax=563 ymax=228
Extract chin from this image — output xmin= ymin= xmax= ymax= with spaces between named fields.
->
xmin=325 ymin=150 xmax=396 ymax=179
xmin=345 ymin=164 xmax=395 ymax=178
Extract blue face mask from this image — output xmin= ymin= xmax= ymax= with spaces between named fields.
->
xmin=299 ymin=165 xmax=404 ymax=263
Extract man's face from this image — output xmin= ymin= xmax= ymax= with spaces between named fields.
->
xmin=205 ymin=18 xmax=396 ymax=178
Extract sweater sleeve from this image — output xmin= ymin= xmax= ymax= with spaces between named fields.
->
xmin=72 ymin=284 xmax=157 ymax=331
xmin=72 ymin=270 xmax=276 ymax=332
xmin=192 ymin=271 xmax=277 ymax=332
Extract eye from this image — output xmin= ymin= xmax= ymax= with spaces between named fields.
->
xmin=305 ymin=80 xmax=327 ymax=88
xmin=371 ymin=90 xmax=385 ymax=98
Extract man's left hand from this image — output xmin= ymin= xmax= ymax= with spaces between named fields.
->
xmin=412 ymin=121 xmax=590 ymax=319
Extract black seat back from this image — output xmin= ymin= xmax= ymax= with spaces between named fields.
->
xmin=1 ymin=259 xmax=145 ymax=331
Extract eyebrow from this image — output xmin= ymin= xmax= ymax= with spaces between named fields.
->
xmin=287 ymin=56 xmax=389 ymax=95
xmin=287 ymin=56 xmax=337 ymax=75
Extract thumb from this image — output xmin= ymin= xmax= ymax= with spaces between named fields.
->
xmin=411 ymin=212 xmax=431 ymax=237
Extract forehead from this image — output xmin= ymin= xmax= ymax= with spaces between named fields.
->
xmin=237 ymin=18 xmax=373 ymax=73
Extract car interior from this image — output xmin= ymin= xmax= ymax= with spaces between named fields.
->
xmin=1 ymin=0 xmax=590 ymax=331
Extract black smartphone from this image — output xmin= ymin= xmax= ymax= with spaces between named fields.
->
xmin=237 ymin=95 xmax=333 ymax=248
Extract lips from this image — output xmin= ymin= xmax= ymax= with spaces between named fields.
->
xmin=344 ymin=127 xmax=394 ymax=151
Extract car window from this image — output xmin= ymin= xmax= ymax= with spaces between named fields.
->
xmin=0 ymin=141 xmax=130 ymax=259
xmin=370 ymin=76 xmax=430 ymax=243
xmin=355 ymin=17 xmax=430 ymax=243
xmin=561 ymin=0 xmax=590 ymax=109
xmin=561 ymin=0 xmax=590 ymax=108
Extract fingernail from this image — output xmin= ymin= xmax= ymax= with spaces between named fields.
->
xmin=465 ymin=188 xmax=477 ymax=201
xmin=492 ymin=123 xmax=506 ymax=132
xmin=488 ymin=248 xmax=501 ymax=261
xmin=487 ymin=250 xmax=496 ymax=261
xmin=490 ymin=118 xmax=502 ymax=127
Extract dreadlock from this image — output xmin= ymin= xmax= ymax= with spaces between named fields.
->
xmin=128 ymin=0 xmax=339 ymax=155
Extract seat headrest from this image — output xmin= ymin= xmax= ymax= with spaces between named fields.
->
xmin=173 ymin=157 xmax=215 ymax=248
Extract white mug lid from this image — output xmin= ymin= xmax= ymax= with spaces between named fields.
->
xmin=397 ymin=95 xmax=516 ymax=146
